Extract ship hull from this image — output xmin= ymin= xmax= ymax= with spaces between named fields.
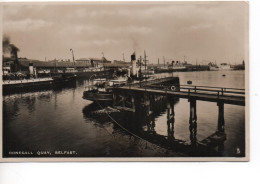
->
xmin=3 ymin=75 xmax=76 ymax=95
xmin=73 ymin=70 xmax=112 ymax=79
xmin=83 ymin=90 xmax=113 ymax=102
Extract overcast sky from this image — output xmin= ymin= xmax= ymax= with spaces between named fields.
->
xmin=2 ymin=2 xmax=248 ymax=64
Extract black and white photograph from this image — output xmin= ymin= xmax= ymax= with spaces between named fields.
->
xmin=1 ymin=1 xmax=249 ymax=161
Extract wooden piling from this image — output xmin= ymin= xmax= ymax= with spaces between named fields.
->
xmin=144 ymin=93 xmax=150 ymax=116
xmin=131 ymin=95 xmax=135 ymax=112
xmin=167 ymin=98 xmax=175 ymax=139
xmin=112 ymin=93 xmax=116 ymax=107
xmin=189 ymin=98 xmax=197 ymax=145
xmin=189 ymin=98 xmax=197 ymax=125
xmin=217 ymin=101 xmax=225 ymax=132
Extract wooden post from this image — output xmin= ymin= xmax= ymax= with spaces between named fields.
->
xmin=167 ymin=98 xmax=175 ymax=139
xmin=189 ymin=98 xmax=197 ymax=125
xmin=144 ymin=93 xmax=150 ymax=116
xmin=217 ymin=101 xmax=225 ymax=132
xmin=112 ymin=93 xmax=116 ymax=107
xmin=170 ymin=99 xmax=175 ymax=118
xmin=167 ymin=100 xmax=170 ymax=119
xmin=189 ymin=98 xmax=197 ymax=145
xmin=131 ymin=95 xmax=135 ymax=112
xmin=121 ymin=95 xmax=125 ymax=107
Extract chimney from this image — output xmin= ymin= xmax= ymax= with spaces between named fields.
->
xmin=131 ymin=52 xmax=136 ymax=63
xmin=131 ymin=52 xmax=137 ymax=76
xmin=29 ymin=62 xmax=34 ymax=75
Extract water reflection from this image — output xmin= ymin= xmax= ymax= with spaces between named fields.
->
xmin=82 ymin=92 xmax=230 ymax=156
xmin=26 ymin=96 xmax=36 ymax=113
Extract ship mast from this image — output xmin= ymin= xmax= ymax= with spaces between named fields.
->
xmin=70 ymin=48 xmax=75 ymax=67
xmin=144 ymin=50 xmax=147 ymax=71
xmin=139 ymin=55 xmax=142 ymax=86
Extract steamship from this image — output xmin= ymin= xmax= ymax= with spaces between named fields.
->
xmin=2 ymin=73 xmax=77 ymax=95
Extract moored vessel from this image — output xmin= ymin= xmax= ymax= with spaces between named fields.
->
xmin=83 ymin=87 xmax=113 ymax=102
xmin=2 ymin=73 xmax=77 ymax=95
xmin=208 ymin=62 xmax=219 ymax=71
xmin=219 ymin=63 xmax=231 ymax=70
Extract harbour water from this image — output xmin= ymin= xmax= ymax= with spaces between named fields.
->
xmin=3 ymin=70 xmax=245 ymax=157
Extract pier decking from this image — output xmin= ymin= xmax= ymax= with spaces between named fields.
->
xmin=116 ymin=84 xmax=245 ymax=106
xmin=108 ymin=77 xmax=245 ymax=149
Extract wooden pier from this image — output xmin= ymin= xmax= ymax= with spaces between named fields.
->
xmin=116 ymin=82 xmax=245 ymax=106
xmin=108 ymin=77 xmax=245 ymax=150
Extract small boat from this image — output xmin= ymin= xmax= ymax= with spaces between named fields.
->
xmin=83 ymin=76 xmax=128 ymax=102
xmin=222 ymin=74 xmax=226 ymax=77
xmin=108 ymin=78 xmax=127 ymax=87
xmin=83 ymin=87 xmax=113 ymax=102
xmin=92 ymin=78 xmax=107 ymax=87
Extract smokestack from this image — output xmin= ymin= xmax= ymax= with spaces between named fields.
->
xmin=131 ymin=52 xmax=137 ymax=76
xmin=29 ymin=62 xmax=34 ymax=75
xmin=131 ymin=52 xmax=136 ymax=62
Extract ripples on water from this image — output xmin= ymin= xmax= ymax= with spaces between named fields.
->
xmin=3 ymin=70 xmax=245 ymax=157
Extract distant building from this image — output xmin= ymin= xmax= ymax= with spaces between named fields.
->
xmin=76 ymin=57 xmax=111 ymax=67
xmin=113 ymin=60 xmax=128 ymax=64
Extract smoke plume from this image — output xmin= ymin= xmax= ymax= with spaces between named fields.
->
xmin=2 ymin=35 xmax=20 ymax=55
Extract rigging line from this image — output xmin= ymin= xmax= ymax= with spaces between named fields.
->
xmin=93 ymin=97 xmax=166 ymax=152
xmin=90 ymin=106 xmax=126 ymax=147
xmin=94 ymin=99 xmax=144 ymax=141
xmin=98 ymin=122 xmax=116 ymax=139
xmin=88 ymin=100 xmax=132 ymax=147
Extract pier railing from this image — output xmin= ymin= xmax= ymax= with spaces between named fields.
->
xmin=117 ymin=79 xmax=245 ymax=106
xmin=139 ymin=83 xmax=245 ymax=98
xmin=109 ymin=77 xmax=245 ymax=150
xmin=125 ymin=83 xmax=244 ymax=97
xmin=179 ymin=85 xmax=245 ymax=97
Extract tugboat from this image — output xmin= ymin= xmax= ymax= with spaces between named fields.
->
xmin=82 ymin=86 xmax=113 ymax=103
xmin=83 ymin=75 xmax=128 ymax=103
